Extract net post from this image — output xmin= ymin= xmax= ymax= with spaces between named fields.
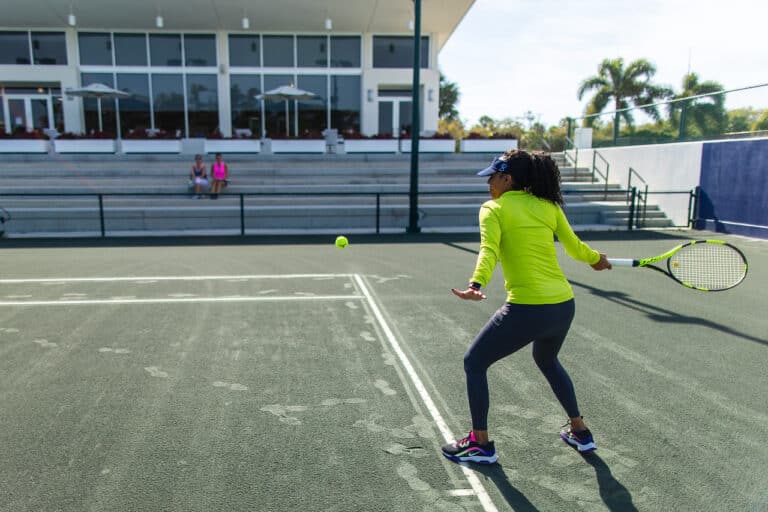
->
xmin=240 ymin=194 xmax=245 ymax=236
xmin=98 ymin=194 xmax=105 ymax=237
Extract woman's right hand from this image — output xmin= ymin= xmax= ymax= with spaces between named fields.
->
xmin=590 ymin=253 xmax=612 ymax=271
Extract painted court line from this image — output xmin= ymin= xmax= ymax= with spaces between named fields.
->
xmin=0 ymin=295 xmax=363 ymax=306
xmin=352 ymin=274 xmax=498 ymax=512
xmin=0 ymin=273 xmax=352 ymax=284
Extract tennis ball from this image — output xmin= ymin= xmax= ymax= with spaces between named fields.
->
xmin=335 ymin=235 xmax=349 ymax=248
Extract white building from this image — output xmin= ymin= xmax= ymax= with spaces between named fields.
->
xmin=0 ymin=0 xmax=473 ymax=140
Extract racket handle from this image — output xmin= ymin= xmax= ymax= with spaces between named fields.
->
xmin=607 ymin=258 xmax=637 ymax=267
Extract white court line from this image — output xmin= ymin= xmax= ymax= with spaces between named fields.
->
xmin=447 ymin=489 xmax=476 ymax=497
xmin=0 ymin=274 xmax=352 ymax=284
xmin=0 ymin=295 xmax=362 ymax=306
xmin=352 ymin=274 xmax=498 ymax=512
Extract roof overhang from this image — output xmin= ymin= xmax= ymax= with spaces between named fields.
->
xmin=1 ymin=0 xmax=474 ymax=50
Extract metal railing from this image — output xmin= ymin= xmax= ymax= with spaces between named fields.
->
xmin=563 ymin=136 xmax=579 ymax=168
xmin=1 ymin=187 xmax=700 ymax=237
xmin=627 ymin=167 xmax=648 ymax=228
xmin=591 ymin=150 xmax=610 ymax=199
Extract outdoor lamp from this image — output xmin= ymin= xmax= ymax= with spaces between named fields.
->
xmin=367 ymin=89 xmax=373 ymax=102
xmin=156 ymin=15 xmax=164 ymax=28
xmin=242 ymin=16 xmax=250 ymax=29
xmin=325 ymin=18 xmax=332 ymax=30
xmin=408 ymin=19 xmax=414 ymax=31
xmin=67 ymin=10 xmax=76 ymax=26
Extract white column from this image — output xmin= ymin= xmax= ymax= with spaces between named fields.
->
xmin=216 ymin=31 xmax=232 ymax=137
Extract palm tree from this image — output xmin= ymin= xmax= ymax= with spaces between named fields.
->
xmin=668 ymin=73 xmax=726 ymax=139
xmin=577 ymin=58 xmax=672 ymax=142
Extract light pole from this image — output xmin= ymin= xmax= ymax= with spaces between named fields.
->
xmin=407 ymin=0 xmax=422 ymax=234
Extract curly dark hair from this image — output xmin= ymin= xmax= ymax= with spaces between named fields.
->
xmin=501 ymin=149 xmax=564 ymax=207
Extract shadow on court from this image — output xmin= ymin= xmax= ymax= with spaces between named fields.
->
xmin=469 ymin=453 xmax=637 ymax=512
xmin=469 ymin=463 xmax=539 ymax=512
xmin=580 ymin=452 xmax=639 ymax=512
xmin=570 ymin=280 xmax=767 ymax=347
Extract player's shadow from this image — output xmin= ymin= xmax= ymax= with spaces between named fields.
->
xmin=469 ymin=462 xmax=539 ymax=511
xmin=569 ymin=279 xmax=767 ymax=347
xmin=580 ymin=452 xmax=638 ymax=511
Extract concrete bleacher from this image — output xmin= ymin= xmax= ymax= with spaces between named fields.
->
xmin=0 ymin=153 xmax=673 ymax=237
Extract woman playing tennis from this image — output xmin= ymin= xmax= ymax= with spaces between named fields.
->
xmin=442 ymin=150 xmax=612 ymax=464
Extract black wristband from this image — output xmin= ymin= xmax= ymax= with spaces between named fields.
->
xmin=469 ymin=282 xmax=482 ymax=290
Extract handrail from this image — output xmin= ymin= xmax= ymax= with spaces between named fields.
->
xmin=563 ymin=136 xmax=578 ymax=168
xmin=627 ymin=167 xmax=649 ymax=228
xmin=591 ymin=150 xmax=610 ymax=199
xmin=0 ymin=187 xmax=696 ymax=234
xmin=541 ymin=138 xmax=551 ymax=152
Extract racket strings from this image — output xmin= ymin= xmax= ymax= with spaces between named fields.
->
xmin=669 ymin=243 xmax=746 ymax=290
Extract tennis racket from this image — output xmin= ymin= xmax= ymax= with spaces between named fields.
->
xmin=607 ymin=240 xmax=748 ymax=291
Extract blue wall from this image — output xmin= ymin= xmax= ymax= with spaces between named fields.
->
xmin=697 ymin=139 xmax=768 ymax=238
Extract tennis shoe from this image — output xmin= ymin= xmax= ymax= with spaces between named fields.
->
xmin=560 ymin=422 xmax=596 ymax=452
xmin=441 ymin=431 xmax=497 ymax=464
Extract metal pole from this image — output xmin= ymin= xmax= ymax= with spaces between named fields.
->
xmin=627 ymin=187 xmax=636 ymax=231
xmin=678 ymin=100 xmax=687 ymax=141
xmin=98 ymin=194 xmax=105 ymax=237
xmin=613 ymin=111 xmax=619 ymax=146
xmin=376 ymin=193 xmax=380 ymax=234
xmin=407 ymin=0 xmax=422 ymax=234
xmin=97 ymin=97 xmax=103 ymax=133
xmin=566 ymin=117 xmax=573 ymax=141
xmin=240 ymin=194 xmax=245 ymax=235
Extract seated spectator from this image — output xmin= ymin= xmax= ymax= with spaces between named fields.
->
xmin=210 ymin=153 xmax=229 ymax=199
xmin=189 ymin=154 xmax=208 ymax=199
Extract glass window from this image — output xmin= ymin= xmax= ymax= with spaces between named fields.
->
xmin=32 ymin=32 xmax=67 ymax=65
xmin=80 ymin=72 xmax=116 ymax=135
xmin=184 ymin=34 xmax=216 ymax=67
xmin=264 ymin=74 xmax=294 ymax=137
xmin=117 ymin=73 xmax=151 ymax=136
xmin=373 ymin=36 xmax=428 ymax=68
xmin=0 ymin=32 xmax=30 ymax=65
xmin=263 ymin=36 xmax=293 ymax=67
xmin=152 ymin=74 xmax=185 ymax=135
xmin=231 ymin=74 xmax=262 ymax=136
xmin=229 ymin=35 xmax=260 ymax=67
xmin=296 ymin=75 xmax=327 ymax=136
xmin=78 ymin=33 xmax=112 ymax=66
xmin=114 ymin=34 xmax=147 ymax=66
xmin=330 ymin=75 xmax=360 ymax=135
xmin=330 ymin=36 xmax=360 ymax=68
xmin=186 ymin=74 xmax=218 ymax=137
xmin=297 ymin=36 xmax=327 ymax=68
xmin=150 ymin=34 xmax=182 ymax=66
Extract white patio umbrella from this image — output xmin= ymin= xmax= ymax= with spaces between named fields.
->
xmin=256 ymin=85 xmax=317 ymax=137
xmin=65 ymin=83 xmax=131 ymax=133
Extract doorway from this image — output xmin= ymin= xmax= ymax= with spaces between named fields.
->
xmin=2 ymin=95 xmax=54 ymax=133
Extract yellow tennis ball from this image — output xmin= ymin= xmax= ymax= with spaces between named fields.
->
xmin=335 ymin=235 xmax=348 ymax=248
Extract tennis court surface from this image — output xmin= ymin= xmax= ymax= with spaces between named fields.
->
xmin=1 ymin=230 xmax=766 ymax=511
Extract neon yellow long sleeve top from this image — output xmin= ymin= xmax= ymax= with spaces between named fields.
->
xmin=470 ymin=190 xmax=601 ymax=304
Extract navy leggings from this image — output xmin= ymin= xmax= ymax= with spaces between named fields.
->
xmin=463 ymin=299 xmax=580 ymax=430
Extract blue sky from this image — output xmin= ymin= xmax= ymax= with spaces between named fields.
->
xmin=439 ymin=0 xmax=768 ymax=127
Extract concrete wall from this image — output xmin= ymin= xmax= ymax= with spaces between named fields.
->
xmin=697 ymin=138 xmax=768 ymax=238
xmin=573 ymin=142 xmax=704 ymax=226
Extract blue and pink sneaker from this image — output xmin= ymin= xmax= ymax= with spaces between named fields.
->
xmin=441 ymin=431 xmax=497 ymax=464
xmin=560 ymin=423 xmax=597 ymax=452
